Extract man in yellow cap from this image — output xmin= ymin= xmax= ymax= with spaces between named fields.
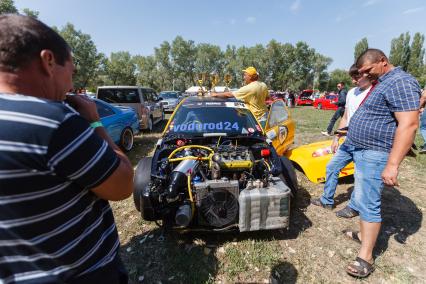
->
xmin=211 ymin=66 xmax=269 ymax=125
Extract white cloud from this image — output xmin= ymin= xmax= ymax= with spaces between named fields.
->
xmin=363 ymin=0 xmax=381 ymax=7
xmin=290 ymin=0 xmax=301 ymax=12
xmin=402 ymin=7 xmax=424 ymax=14
xmin=246 ymin=17 xmax=256 ymax=24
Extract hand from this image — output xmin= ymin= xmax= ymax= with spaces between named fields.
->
xmin=420 ymin=90 xmax=426 ymax=109
xmin=381 ymin=164 xmax=399 ymax=187
xmin=65 ymin=95 xmax=100 ymax=123
xmin=331 ymin=137 xmax=339 ymax=153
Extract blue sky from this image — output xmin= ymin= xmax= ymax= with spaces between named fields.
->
xmin=15 ymin=0 xmax=426 ymax=70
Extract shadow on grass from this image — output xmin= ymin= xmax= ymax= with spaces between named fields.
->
xmin=121 ymin=226 xmax=218 ymax=283
xmin=270 ymin=261 xmax=298 ymax=284
xmin=374 ymin=186 xmax=423 ymax=256
xmin=120 ymin=185 xmax=311 ymax=283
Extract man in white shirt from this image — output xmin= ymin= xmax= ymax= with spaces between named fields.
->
xmin=311 ymin=64 xmax=372 ymax=218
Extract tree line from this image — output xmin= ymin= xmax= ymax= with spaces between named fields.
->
xmin=1 ymin=0 xmax=425 ymax=92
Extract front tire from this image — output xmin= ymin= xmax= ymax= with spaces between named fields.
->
xmin=280 ymin=156 xmax=298 ymax=199
xmin=133 ymin=157 xmax=153 ymax=212
xmin=119 ymin=127 xmax=134 ymax=152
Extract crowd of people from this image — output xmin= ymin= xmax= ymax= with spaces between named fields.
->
xmin=0 ymin=14 xmax=425 ymax=282
xmin=312 ymin=49 xmax=424 ymax=277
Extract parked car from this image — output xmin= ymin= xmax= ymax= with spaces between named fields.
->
xmin=96 ymin=86 xmax=164 ymax=131
xmin=285 ymin=138 xmax=354 ymax=183
xmin=295 ymin=90 xmax=314 ymax=106
xmin=313 ymin=94 xmax=338 ymax=110
xmin=159 ymin=91 xmax=182 ymax=113
xmin=93 ymin=98 xmax=140 ymax=152
xmin=133 ymin=96 xmax=298 ymax=233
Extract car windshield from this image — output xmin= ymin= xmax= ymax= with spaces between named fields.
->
xmin=159 ymin=92 xmax=179 ymax=99
xmin=168 ymin=101 xmax=261 ymax=135
xmin=300 ymin=92 xmax=312 ymax=98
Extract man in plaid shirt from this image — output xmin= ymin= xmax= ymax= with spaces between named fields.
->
xmin=343 ymin=49 xmax=421 ymax=278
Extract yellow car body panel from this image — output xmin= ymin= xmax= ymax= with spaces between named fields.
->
xmin=284 ymin=138 xmax=355 ymax=183
xmin=265 ymin=119 xmax=295 ymax=156
xmin=263 ymin=99 xmax=295 ymax=156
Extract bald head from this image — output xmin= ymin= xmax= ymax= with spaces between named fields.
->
xmin=355 ymin=48 xmax=388 ymax=69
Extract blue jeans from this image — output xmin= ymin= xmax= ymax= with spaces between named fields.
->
xmin=350 ymin=149 xmax=389 ymax=223
xmin=321 ymin=143 xmax=355 ymax=206
xmin=420 ymin=111 xmax=426 ymax=147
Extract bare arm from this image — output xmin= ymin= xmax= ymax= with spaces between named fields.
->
xmin=66 ymin=95 xmax=134 ymax=200
xmin=420 ymin=89 xmax=426 ymax=110
xmin=381 ymin=111 xmax=419 ymax=186
xmin=211 ymin=91 xmax=234 ymax=98
xmin=331 ymin=109 xmax=349 ymax=152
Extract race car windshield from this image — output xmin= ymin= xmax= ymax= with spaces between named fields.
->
xmin=169 ymin=103 xmax=261 ymax=135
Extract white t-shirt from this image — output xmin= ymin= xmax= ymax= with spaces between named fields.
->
xmin=345 ymin=86 xmax=372 ymax=124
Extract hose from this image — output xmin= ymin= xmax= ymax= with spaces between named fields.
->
xmin=187 ymin=174 xmax=195 ymax=217
xmin=168 ymin=145 xmax=214 ymax=160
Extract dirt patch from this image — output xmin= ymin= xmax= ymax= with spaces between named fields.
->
xmin=112 ymin=108 xmax=426 ymax=283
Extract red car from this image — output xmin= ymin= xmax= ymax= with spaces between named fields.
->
xmin=295 ymin=90 xmax=314 ymax=106
xmin=313 ymin=94 xmax=338 ymax=110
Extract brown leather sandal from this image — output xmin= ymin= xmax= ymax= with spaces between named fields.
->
xmin=342 ymin=229 xmax=361 ymax=244
xmin=346 ymin=257 xmax=375 ymax=278
xmin=336 ymin=206 xmax=359 ymax=218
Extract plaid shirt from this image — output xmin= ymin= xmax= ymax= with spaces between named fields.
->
xmin=346 ymin=67 xmax=421 ymax=152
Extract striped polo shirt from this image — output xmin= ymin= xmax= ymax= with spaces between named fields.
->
xmin=0 ymin=93 xmax=120 ymax=283
xmin=346 ymin=67 xmax=421 ymax=152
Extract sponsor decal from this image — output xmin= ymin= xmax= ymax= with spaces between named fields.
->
xmin=266 ymin=129 xmax=277 ymax=140
xmin=225 ymin=102 xmax=247 ymax=109
xmin=278 ymin=126 xmax=288 ymax=144
xmin=173 ymin=121 xmax=240 ymax=132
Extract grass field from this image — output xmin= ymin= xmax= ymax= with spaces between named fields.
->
xmin=114 ymin=106 xmax=426 ymax=283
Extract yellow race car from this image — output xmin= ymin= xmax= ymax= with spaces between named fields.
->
xmin=133 ymin=96 xmax=298 ymax=233
xmin=263 ymin=99 xmax=296 ymax=156
xmin=284 ymin=138 xmax=355 ymax=183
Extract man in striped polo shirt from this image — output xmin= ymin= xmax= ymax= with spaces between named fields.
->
xmin=0 ymin=15 xmax=134 ymax=283
xmin=344 ymin=49 xmax=420 ymax=278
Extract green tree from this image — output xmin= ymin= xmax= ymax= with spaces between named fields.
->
xmin=287 ymin=41 xmax=316 ymax=91
xmin=134 ymin=55 xmax=159 ymax=89
xmin=171 ymin=36 xmax=197 ymax=89
xmin=0 ymin=0 xmax=17 ymax=14
xmin=407 ymin=32 xmax=425 ymax=78
xmin=354 ymin=37 xmax=368 ymax=61
xmin=154 ymin=41 xmax=173 ymax=90
xmin=328 ymin=69 xmax=352 ymax=91
xmin=21 ymin=8 xmax=38 ymax=18
xmin=222 ymin=45 xmax=239 ymax=88
xmin=104 ymin=51 xmax=136 ymax=85
xmin=194 ymin=43 xmax=223 ymax=88
xmin=389 ymin=32 xmax=411 ymax=71
xmin=57 ymin=23 xmax=103 ymax=89
xmin=313 ymin=53 xmax=332 ymax=91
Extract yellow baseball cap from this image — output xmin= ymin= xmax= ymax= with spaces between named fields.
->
xmin=242 ymin=66 xmax=258 ymax=76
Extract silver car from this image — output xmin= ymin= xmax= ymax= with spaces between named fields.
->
xmin=158 ymin=91 xmax=182 ymax=113
xmin=96 ymin=86 xmax=164 ymax=131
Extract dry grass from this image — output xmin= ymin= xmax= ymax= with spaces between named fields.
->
xmin=111 ymin=107 xmax=426 ymax=283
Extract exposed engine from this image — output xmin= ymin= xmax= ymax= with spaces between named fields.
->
xmin=139 ymin=137 xmax=291 ymax=232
